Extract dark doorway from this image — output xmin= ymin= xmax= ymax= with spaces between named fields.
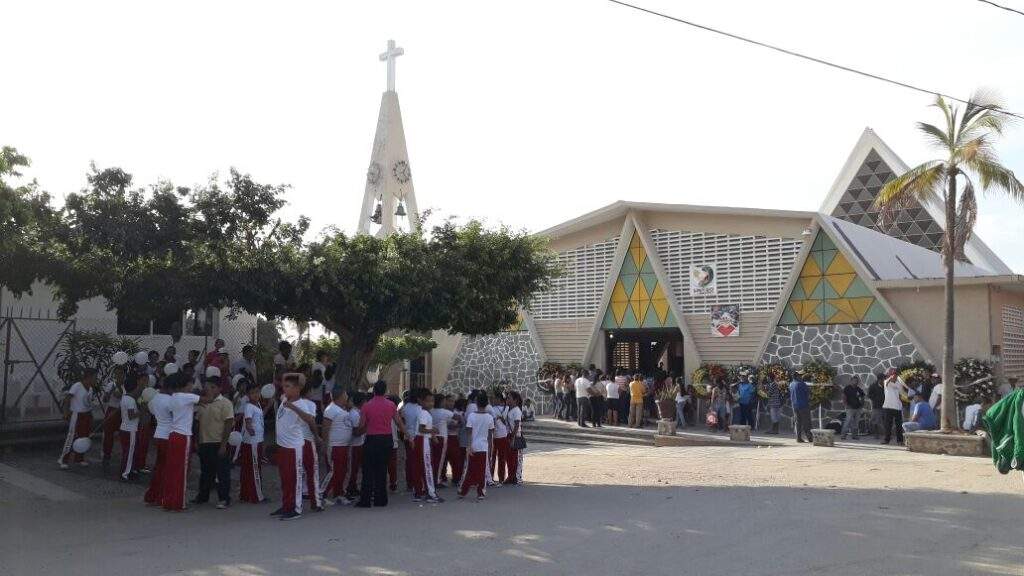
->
xmin=604 ymin=328 xmax=684 ymax=377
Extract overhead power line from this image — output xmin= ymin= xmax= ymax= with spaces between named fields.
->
xmin=976 ymin=0 xmax=1024 ymax=17
xmin=606 ymin=0 xmax=1024 ymax=121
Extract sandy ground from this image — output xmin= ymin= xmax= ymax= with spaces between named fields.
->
xmin=1 ymin=440 xmax=1022 ymax=576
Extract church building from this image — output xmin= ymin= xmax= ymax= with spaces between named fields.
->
xmin=429 ymin=129 xmax=1024 ymax=404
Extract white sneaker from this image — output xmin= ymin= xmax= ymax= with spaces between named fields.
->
xmin=59 ymin=463 xmax=69 ymax=470
xmin=336 ymin=497 xmax=353 ymax=506
xmin=78 ymin=461 xmax=90 ymax=467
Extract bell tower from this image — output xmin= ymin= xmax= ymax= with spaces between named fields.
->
xmin=357 ymin=39 xmax=420 ymax=236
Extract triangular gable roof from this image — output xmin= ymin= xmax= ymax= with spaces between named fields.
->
xmin=823 ymin=215 xmax=996 ymax=281
xmin=759 ymin=213 xmax=934 ymax=363
xmin=820 ymin=127 xmax=1011 ymax=274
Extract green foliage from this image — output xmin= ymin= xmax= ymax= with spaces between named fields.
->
xmin=373 ymin=334 xmax=437 ymax=368
xmin=55 ymin=330 xmax=141 ymax=389
xmin=0 ymin=146 xmax=63 ymax=295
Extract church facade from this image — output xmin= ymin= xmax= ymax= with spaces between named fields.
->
xmin=430 ymin=129 xmax=1024 ymax=405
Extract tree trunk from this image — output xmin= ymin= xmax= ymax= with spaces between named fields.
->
xmin=940 ymin=175 xmax=958 ymax=432
xmin=334 ymin=332 xmax=380 ymax=394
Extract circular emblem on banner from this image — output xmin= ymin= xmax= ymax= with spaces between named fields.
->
xmin=692 ymin=264 xmax=715 ymax=288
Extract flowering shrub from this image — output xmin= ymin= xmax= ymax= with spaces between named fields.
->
xmin=954 ymin=357 xmax=996 ymax=403
xmin=810 ymin=383 xmax=837 ymax=407
xmin=757 ymin=362 xmax=790 ymax=384
xmin=691 ymin=363 xmax=727 ymax=385
xmin=801 ymin=358 xmax=836 ymax=384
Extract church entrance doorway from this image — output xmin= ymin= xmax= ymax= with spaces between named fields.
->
xmin=604 ymin=328 xmax=684 ymax=377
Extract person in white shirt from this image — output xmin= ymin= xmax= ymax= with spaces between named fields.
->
xmin=490 ymin=394 xmax=511 ymax=484
xmin=238 ymin=384 xmax=267 ymax=504
xmin=162 ymin=373 xmax=200 ymax=511
xmin=230 ymin=345 xmax=258 ymax=380
xmin=144 ymin=384 xmax=173 ymax=505
xmin=320 ymin=387 xmax=353 ymax=505
xmin=272 ymin=373 xmax=319 ymax=520
xmin=412 ymin=391 xmax=441 ymax=503
xmin=881 ymin=368 xmax=909 ymax=445
xmin=929 ymin=377 xmax=944 ymax=410
xmin=505 ymin=391 xmax=525 ymax=485
xmin=294 ymin=380 xmax=323 ymax=511
xmin=118 ymin=377 xmax=142 ymax=480
xmin=59 ymin=368 xmax=98 ymax=469
xmin=605 ymin=374 xmax=621 ymax=425
xmin=459 ymin=393 xmax=495 ymax=501
xmin=100 ymin=364 xmax=127 ymax=465
xmin=574 ymin=371 xmax=594 ymax=428
xmin=400 ymin=392 xmax=422 ymax=491
xmin=345 ymin=394 xmax=366 ymax=498
xmin=429 ymin=393 xmax=455 ymax=487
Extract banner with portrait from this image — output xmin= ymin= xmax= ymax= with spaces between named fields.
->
xmin=689 ymin=263 xmax=717 ymax=296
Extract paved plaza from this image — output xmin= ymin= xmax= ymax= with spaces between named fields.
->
xmin=1 ymin=441 xmax=1022 ymax=576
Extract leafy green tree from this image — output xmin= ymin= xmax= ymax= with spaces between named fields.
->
xmin=875 ymin=92 xmax=1023 ymax=432
xmin=262 ymin=223 xmax=556 ymax=390
xmin=0 ymin=146 xmax=63 ymax=296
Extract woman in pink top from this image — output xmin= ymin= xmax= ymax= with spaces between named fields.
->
xmin=355 ymin=381 xmax=405 ymax=508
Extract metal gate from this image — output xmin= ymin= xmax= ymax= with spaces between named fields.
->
xmin=0 ymin=316 xmax=76 ymax=426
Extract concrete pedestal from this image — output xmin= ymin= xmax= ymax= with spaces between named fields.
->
xmin=657 ymin=419 xmax=678 ymax=436
xmin=729 ymin=425 xmax=751 ymax=442
xmin=811 ymin=429 xmax=835 ymax=447
xmin=905 ymin=431 xmax=987 ymax=457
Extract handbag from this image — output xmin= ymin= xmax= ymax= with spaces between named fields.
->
xmin=512 ymin=434 xmax=527 ymax=450
xmin=706 ymin=411 xmax=718 ymax=427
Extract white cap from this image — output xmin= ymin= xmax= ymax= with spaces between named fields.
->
xmin=231 ymin=373 xmax=245 ymax=387
xmin=205 ymin=366 xmax=221 ymax=379
xmin=112 ymin=351 xmax=129 ymax=366
xmin=134 ymin=351 xmax=149 ymax=365
xmin=164 ymin=362 xmax=178 ymax=375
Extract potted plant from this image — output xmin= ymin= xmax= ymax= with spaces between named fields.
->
xmin=655 ymin=381 xmax=678 ymax=420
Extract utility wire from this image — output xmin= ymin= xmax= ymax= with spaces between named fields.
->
xmin=976 ymin=0 xmax=1024 ymax=17
xmin=606 ymin=0 xmax=1024 ymax=121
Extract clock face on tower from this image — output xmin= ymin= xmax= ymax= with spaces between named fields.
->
xmin=366 ymin=162 xmax=383 ymax=187
xmin=392 ymin=160 xmax=411 ymax=184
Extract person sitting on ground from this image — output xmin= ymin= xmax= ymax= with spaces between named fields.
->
xmin=902 ymin=393 xmax=937 ymax=433
xmin=522 ymin=399 xmax=535 ymax=422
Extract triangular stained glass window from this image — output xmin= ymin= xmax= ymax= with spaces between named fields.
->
xmin=601 ymin=231 xmax=676 ymax=329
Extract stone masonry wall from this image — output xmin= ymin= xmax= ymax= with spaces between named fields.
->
xmin=441 ymin=332 xmax=544 ymax=406
xmin=761 ymin=323 xmax=923 ymax=383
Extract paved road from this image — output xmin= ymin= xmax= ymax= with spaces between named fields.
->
xmin=1 ymin=442 xmax=1022 ymax=576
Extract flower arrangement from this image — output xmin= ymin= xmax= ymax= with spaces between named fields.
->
xmin=810 ymin=383 xmax=838 ymax=407
xmin=691 ymin=384 xmax=711 ymax=399
xmin=691 ymin=362 xmax=726 ymax=385
xmin=954 ymin=357 xmax=996 ymax=403
xmin=726 ymin=363 xmax=758 ymax=383
xmin=800 ymin=358 xmax=836 ymax=384
xmin=757 ymin=362 xmax=790 ymax=384
xmin=895 ymin=360 xmax=934 ymax=393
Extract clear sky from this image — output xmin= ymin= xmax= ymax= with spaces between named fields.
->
xmin=5 ymin=0 xmax=1023 ymax=271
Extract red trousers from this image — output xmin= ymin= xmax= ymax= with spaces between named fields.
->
xmin=144 ymin=438 xmax=167 ymax=504
xmin=440 ymin=434 xmax=460 ymax=479
xmin=387 ymin=446 xmax=398 ymax=490
xmin=60 ymin=412 xmax=93 ymax=464
xmin=102 ymin=408 xmax=121 ymax=460
xmin=323 ymin=445 xmax=349 ymax=499
xmin=403 ymin=439 xmax=415 ymax=489
xmin=135 ymin=421 xmax=154 ymax=470
xmin=491 ymin=436 xmax=510 ymax=482
xmin=459 ymin=452 xmax=487 ymax=497
xmin=411 ymin=436 xmax=436 ymax=498
xmin=277 ymin=446 xmax=301 ymax=513
xmin=346 ymin=445 xmax=363 ymax=494
xmin=119 ymin=430 xmax=138 ymax=479
xmin=430 ymin=437 xmax=445 ymax=484
xmin=238 ymin=442 xmax=264 ymax=503
xmin=506 ymin=446 xmax=521 ymax=484
xmin=161 ymin=432 xmax=191 ymax=511
xmin=301 ymin=440 xmax=323 ymax=509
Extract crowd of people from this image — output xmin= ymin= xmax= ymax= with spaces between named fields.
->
xmin=543 ymin=363 xmax=993 ymax=446
xmin=58 ymin=340 xmax=528 ymax=521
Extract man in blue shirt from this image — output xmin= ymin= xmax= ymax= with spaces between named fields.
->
xmin=736 ymin=373 xmax=758 ymax=427
xmin=902 ymin=394 xmax=937 ymax=433
xmin=790 ymin=369 xmax=813 ymax=443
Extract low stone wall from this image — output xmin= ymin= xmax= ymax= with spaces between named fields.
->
xmin=905 ymin=431 xmax=988 ymax=457
xmin=440 ymin=332 xmax=545 ymax=407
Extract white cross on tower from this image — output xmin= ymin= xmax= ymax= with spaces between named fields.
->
xmin=379 ymin=39 xmax=404 ymax=92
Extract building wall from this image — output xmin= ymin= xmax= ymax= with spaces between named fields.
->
xmin=428 ymin=330 xmax=463 ymax=389
xmin=684 ymin=311 xmax=773 ymax=365
xmin=533 ymin=318 xmax=593 ymax=364
xmin=989 ymin=287 xmax=1024 ymax=382
xmin=440 ymin=331 xmax=544 ymax=406
xmin=879 ymin=285 xmax=991 ymax=362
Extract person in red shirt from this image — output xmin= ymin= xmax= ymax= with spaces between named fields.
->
xmin=355 ymin=381 xmax=405 ymax=508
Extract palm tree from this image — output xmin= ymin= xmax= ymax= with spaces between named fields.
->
xmin=875 ymin=91 xmax=1023 ymax=432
